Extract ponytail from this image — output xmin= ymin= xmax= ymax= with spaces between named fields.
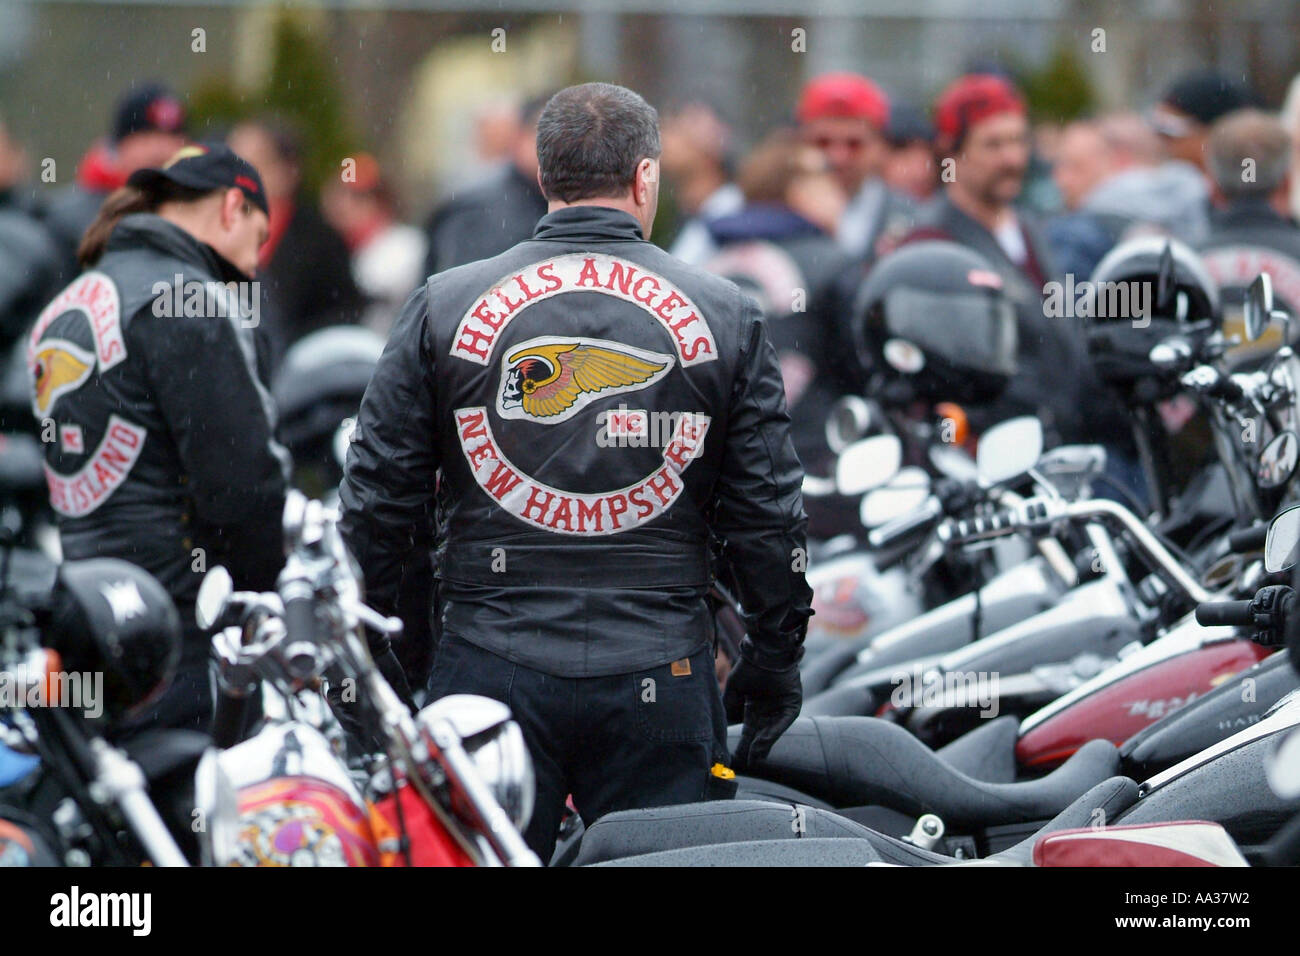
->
xmin=78 ymin=180 xmax=218 ymax=268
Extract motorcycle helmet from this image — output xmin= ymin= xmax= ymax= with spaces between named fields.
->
xmin=271 ymin=326 xmax=385 ymax=494
xmin=852 ymin=241 xmax=1018 ymax=407
xmin=44 ymin=559 xmax=181 ymax=724
xmin=1085 ymin=236 xmax=1221 ymax=402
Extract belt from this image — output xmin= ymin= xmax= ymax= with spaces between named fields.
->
xmin=438 ymin=540 xmax=712 ymax=588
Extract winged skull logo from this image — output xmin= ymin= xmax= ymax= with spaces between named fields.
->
xmin=32 ymin=339 xmax=95 ymax=417
xmin=497 ymin=337 xmax=674 ymax=423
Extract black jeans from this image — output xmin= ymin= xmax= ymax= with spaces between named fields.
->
xmin=427 ymin=633 xmax=731 ymax=862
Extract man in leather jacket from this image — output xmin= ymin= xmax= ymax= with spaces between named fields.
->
xmin=339 ymin=82 xmax=813 ymax=861
xmin=422 ymin=95 xmax=551 ymax=277
xmin=27 ymin=144 xmax=290 ymax=732
xmin=1198 ymin=109 xmax=1300 ymax=344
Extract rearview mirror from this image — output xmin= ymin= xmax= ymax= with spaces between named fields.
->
xmin=835 ymin=434 xmax=903 ymax=496
xmin=1265 ymin=504 xmax=1300 ymax=573
xmin=825 ymin=396 xmax=874 ymax=454
xmin=195 ymin=565 xmax=233 ymax=631
xmin=860 ymin=467 xmax=931 ymax=528
xmin=1257 ymin=431 xmax=1299 ymax=490
xmin=976 ymin=416 xmax=1043 ymax=487
xmin=929 ymin=443 xmax=978 ymax=481
xmin=1245 ymin=273 xmax=1274 ymax=343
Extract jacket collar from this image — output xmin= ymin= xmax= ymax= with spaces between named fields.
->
xmin=1212 ymin=197 xmax=1292 ymax=230
xmin=532 ymin=204 xmax=646 ymax=242
xmin=106 ymin=213 xmax=247 ymax=282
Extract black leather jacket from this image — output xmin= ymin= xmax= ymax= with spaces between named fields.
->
xmin=27 ymin=214 xmax=290 ymax=662
xmin=1198 ymin=199 xmax=1300 ymax=311
xmin=340 ymin=205 xmax=813 ymax=677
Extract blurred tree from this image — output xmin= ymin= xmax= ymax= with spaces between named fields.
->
xmin=260 ymin=11 xmax=354 ymax=195
xmin=186 ymin=7 xmax=355 ymax=197
xmin=187 ymin=76 xmax=246 ymax=141
xmin=1021 ymin=43 xmax=1096 ymax=123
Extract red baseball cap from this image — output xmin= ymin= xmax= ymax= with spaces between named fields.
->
xmin=797 ymin=72 xmax=890 ymax=130
xmin=934 ymin=74 xmax=1026 ymax=148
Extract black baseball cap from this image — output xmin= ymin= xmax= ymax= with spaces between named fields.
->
xmin=1160 ymin=70 xmax=1258 ymax=126
xmin=127 ymin=142 xmax=270 ymax=216
xmin=112 ymin=83 xmax=187 ymax=142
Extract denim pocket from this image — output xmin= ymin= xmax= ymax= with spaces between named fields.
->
xmin=631 ymin=649 xmax=714 ymax=744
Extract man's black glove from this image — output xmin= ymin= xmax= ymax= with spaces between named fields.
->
xmin=724 ymin=645 xmax=803 ymax=771
xmin=375 ymin=644 xmax=418 ymax=715
xmin=325 ymin=639 xmax=418 ymax=756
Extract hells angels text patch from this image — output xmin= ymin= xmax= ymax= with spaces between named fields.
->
xmin=450 ymin=253 xmax=717 ymax=367
xmin=454 ymin=406 xmax=710 ymax=535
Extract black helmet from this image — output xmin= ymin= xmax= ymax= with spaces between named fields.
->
xmin=44 ymin=559 xmax=181 ymax=723
xmin=1085 ymin=236 xmax=1221 ymax=400
xmin=852 ymin=241 xmax=1018 ymax=407
xmin=271 ymin=326 xmax=385 ymax=493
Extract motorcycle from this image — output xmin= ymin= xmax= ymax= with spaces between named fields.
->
xmin=192 ymin=490 xmax=540 ymax=867
xmin=0 ymin=543 xmax=197 ymax=867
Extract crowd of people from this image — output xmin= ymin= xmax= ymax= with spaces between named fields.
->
xmin=7 ymin=68 xmax=1298 ymax=462
xmin=7 ymin=65 xmax=1300 ymax=860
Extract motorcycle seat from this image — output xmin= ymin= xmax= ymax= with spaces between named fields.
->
xmin=734 ymin=776 xmax=836 ymax=809
xmin=729 ymin=714 xmax=1019 ymax=784
xmin=577 ymin=777 xmax=1141 ymax=866
xmin=574 ymin=800 xmax=880 ymax=866
xmin=588 ymin=837 xmax=887 ymax=867
xmin=731 ymin=715 xmax=1120 ymax=826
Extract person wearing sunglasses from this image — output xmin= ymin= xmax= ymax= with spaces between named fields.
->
xmin=796 ymin=72 xmax=916 ymax=264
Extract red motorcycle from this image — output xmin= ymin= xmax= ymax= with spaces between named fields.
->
xmin=193 ymin=492 xmax=539 ymax=867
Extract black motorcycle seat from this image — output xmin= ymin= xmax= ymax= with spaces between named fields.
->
xmin=933 ymin=716 xmax=1019 ymax=782
xmin=576 ymin=777 xmax=1141 ymax=867
xmin=588 ymin=837 xmax=887 ymax=866
xmin=574 ymin=800 xmax=880 ymax=866
xmin=728 ymin=714 xmax=1019 ymax=784
xmin=731 ymin=715 xmax=1120 ymax=826
xmin=850 ymin=775 xmax=1141 ymax=866
xmin=734 ymin=776 xmax=836 ymax=809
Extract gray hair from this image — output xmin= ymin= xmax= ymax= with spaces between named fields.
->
xmin=536 ymin=83 xmax=661 ymax=202
xmin=1207 ymin=108 xmax=1291 ymax=199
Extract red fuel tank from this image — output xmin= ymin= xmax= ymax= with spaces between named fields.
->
xmin=1015 ymin=639 xmax=1272 ymax=769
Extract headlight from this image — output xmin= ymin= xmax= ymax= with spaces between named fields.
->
xmin=418 ymin=695 xmax=535 ymax=832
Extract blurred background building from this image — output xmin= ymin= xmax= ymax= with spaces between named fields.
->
xmin=2 ymin=0 xmax=1299 ymax=235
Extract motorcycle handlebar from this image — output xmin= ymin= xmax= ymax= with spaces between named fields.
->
xmin=1195 ymin=600 xmax=1254 ymax=627
xmin=938 ymin=507 xmax=1022 ymax=546
xmin=282 ymin=588 xmax=320 ymax=646
xmin=1227 ymin=524 xmax=1269 ymax=554
xmin=941 ymin=495 xmax=1214 ymax=605
xmin=868 ymin=497 xmax=944 ymax=550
